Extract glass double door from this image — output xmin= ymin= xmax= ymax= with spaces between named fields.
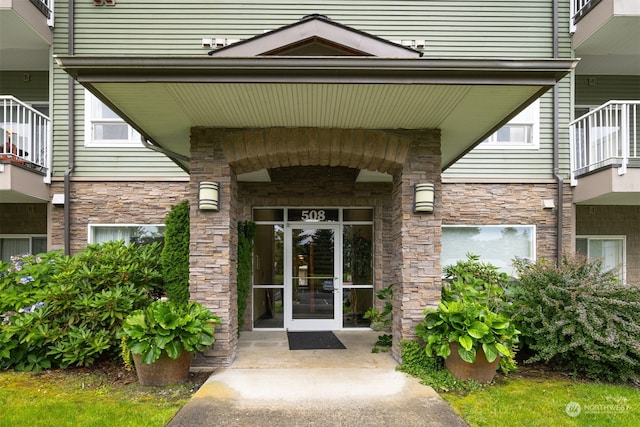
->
xmin=285 ymin=224 xmax=341 ymax=331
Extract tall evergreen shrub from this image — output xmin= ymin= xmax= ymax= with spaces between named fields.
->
xmin=237 ymin=221 xmax=255 ymax=333
xmin=511 ymin=255 xmax=640 ymax=382
xmin=161 ymin=200 xmax=190 ymax=305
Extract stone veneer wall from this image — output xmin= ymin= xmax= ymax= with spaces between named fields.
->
xmin=391 ymin=130 xmax=442 ymax=358
xmin=189 ymin=129 xmax=238 ymax=367
xmin=440 ymin=181 xmax=574 ymax=262
xmin=48 ymin=181 xmax=190 ymax=254
xmin=191 ymin=127 xmax=443 ymax=365
xmin=576 ymin=205 xmax=640 ymax=283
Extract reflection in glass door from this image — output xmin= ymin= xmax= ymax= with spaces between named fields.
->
xmin=286 ymin=225 xmax=340 ymax=330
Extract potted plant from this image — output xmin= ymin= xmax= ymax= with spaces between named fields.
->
xmin=415 ymin=254 xmax=520 ymax=382
xmin=119 ymin=299 xmax=221 ymax=386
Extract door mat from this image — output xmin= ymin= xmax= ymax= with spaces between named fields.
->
xmin=287 ymin=331 xmax=346 ymax=350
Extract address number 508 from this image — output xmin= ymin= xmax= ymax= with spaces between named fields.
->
xmin=301 ymin=210 xmax=326 ymax=221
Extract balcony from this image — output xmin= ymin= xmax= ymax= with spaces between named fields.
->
xmin=0 ymin=0 xmax=52 ymax=72
xmin=29 ymin=1 xmax=53 ymax=20
xmin=0 ymin=96 xmax=50 ymax=203
xmin=570 ymin=101 xmax=640 ymax=205
xmin=571 ymin=0 xmax=640 ymax=75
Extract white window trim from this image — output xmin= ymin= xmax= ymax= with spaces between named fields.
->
xmin=84 ymin=90 xmax=140 ymax=148
xmin=87 ymin=224 xmax=165 ymax=244
xmin=576 ymin=235 xmax=626 ymax=282
xmin=0 ymin=235 xmax=48 ymax=260
xmin=478 ymin=100 xmax=540 ymax=150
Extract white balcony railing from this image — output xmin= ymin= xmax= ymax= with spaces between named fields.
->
xmin=1 ymin=96 xmax=50 ymax=173
xmin=570 ymin=101 xmax=640 ymax=184
xmin=571 ymin=0 xmax=602 ymax=25
xmin=29 ymin=0 xmax=52 ymax=18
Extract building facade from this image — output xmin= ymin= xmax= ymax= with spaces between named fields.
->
xmin=1 ymin=0 xmax=637 ymax=366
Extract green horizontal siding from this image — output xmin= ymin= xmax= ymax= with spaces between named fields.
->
xmin=67 ymin=0 xmax=567 ymax=58
xmin=575 ymin=75 xmax=640 ymax=106
xmin=444 ymin=77 xmax=573 ymax=180
xmin=0 ymin=71 xmax=49 ymax=102
xmin=52 ymin=0 xmax=572 ymax=179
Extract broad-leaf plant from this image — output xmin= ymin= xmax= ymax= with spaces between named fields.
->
xmin=119 ymin=299 xmax=221 ymax=364
xmin=416 ymin=254 xmax=520 ymax=366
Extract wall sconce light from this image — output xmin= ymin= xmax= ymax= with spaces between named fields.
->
xmin=199 ymin=182 xmax=220 ymax=211
xmin=414 ymin=183 xmax=435 ymax=213
xmin=94 ymin=0 xmax=116 ymax=6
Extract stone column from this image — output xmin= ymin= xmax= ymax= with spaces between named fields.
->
xmin=390 ymin=129 xmax=442 ymax=361
xmin=190 ymin=128 xmax=238 ymax=367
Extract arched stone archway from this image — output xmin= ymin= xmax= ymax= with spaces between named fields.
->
xmin=208 ymin=127 xmax=414 ymax=177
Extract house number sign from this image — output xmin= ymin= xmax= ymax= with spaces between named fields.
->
xmin=288 ymin=208 xmax=339 ymax=222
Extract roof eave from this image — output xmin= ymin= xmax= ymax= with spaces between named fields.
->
xmin=55 ymin=56 xmax=577 ymax=85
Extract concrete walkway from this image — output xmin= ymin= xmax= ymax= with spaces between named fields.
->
xmin=167 ymin=331 xmax=468 ymax=427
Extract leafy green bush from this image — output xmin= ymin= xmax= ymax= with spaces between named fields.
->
xmin=416 ymin=254 xmax=519 ymax=372
xmin=161 ymin=200 xmax=190 ymax=304
xmin=441 ymin=253 xmax=511 ymax=312
xmin=398 ymin=340 xmax=483 ymax=393
xmin=0 ymin=241 xmax=163 ymax=371
xmin=511 ymin=255 xmax=640 ymax=382
xmin=119 ymin=299 xmax=220 ymax=364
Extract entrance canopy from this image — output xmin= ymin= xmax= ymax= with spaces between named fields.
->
xmin=55 ymin=15 xmax=576 ymax=172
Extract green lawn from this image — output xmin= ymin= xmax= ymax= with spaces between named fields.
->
xmin=443 ymin=370 xmax=640 ymax=427
xmin=1 ymin=365 xmax=638 ymax=427
xmin=0 ymin=367 xmax=194 ymax=427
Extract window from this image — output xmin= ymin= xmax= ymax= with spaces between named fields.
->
xmin=88 ymin=225 xmax=164 ymax=246
xmin=576 ymin=236 xmax=626 ymax=281
xmin=0 ymin=236 xmax=47 ymax=262
xmin=480 ymin=100 xmax=540 ymax=149
xmin=442 ymin=225 xmax=536 ymax=276
xmin=84 ymin=90 xmax=140 ymax=147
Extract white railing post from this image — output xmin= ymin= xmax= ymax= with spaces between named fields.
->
xmin=570 ymin=121 xmax=578 ymax=186
xmin=632 ymin=104 xmax=638 ymax=159
xmin=619 ymin=103 xmax=629 ymax=176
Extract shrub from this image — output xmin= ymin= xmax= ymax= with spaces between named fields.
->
xmin=119 ymin=299 xmax=221 ymax=364
xmin=0 ymin=241 xmax=162 ymax=370
xmin=511 ymin=255 xmax=640 ymax=382
xmin=416 ymin=254 xmax=519 ymax=373
xmin=161 ymin=200 xmax=190 ymax=304
xmin=398 ymin=340 xmax=483 ymax=393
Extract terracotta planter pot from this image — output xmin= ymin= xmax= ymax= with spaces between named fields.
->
xmin=445 ymin=342 xmax=501 ymax=383
xmin=132 ymin=351 xmax=193 ymax=386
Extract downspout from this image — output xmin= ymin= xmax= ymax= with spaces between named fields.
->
xmin=552 ymin=0 xmax=564 ymax=263
xmin=63 ymin=0 xmax=75 ymax=256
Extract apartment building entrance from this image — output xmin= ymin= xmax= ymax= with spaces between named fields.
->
xmin=286 ymin=222 xmax=341 ymax=331
xmin=252 ymin=207 xmax=374 ymax=331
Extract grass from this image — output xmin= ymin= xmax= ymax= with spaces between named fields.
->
xmin=0 ymin=363 xmax=202 ymax=427
xmin=2 ymin=359 xmax=638 ymax=427
xmin=442 ymin=367 xmax=640 ymax=427
xmin=398 ymin=339 xmax=639 ymax=426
